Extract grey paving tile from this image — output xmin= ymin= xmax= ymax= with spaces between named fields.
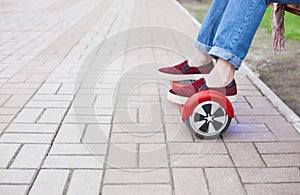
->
xmin=6 ymin=124 xmax=58 ymax=133
xmin=102 ymin=184 xmax=172 ymax=195
xmin=238 ymin=167 xmax=300 ymax=183
xmin=245 ymin=183 xmax=300 ymax=195
xmin=28 ymin=170 xmax=69 ymax=195
xmin=0 ymin=185 xmax=28 ymax=195
xmin=49 ymin=143 xmax=107 ymax=155
xmin=43 ymin=156 xmax=104 ymax=169
xmin=67 ymin=170 xmax=102 ymax=195
xmin=104 ymin=168 xmax=170 ymax=184
xmin=173 ymin=168 xmax=208 ymax=195
xmin=226 ymin=143 xmax=265 ymax=167
xmin=0 ymin=169 xmax=36 ymax=184
xmin=0 ymin=133 xmax=53 ymax=144
xmin=255 ymin=141 xmax=300 ymax=153
xmin=205 ymin=168 xmax=245 ymax=195
xmin=106 ymin=144 xmax=137 ymax=168
xmin=0 ymin=144 xmax=20 ymax=168
xmin=11 ymin=144 xmax=49 ymax=168
xmin=139 ymin=144 xmax=169 ymax=168
xmin=171 ymin=154 xmax=233 ymax=168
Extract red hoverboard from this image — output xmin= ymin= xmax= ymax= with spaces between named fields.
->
xmin=171 ymin=80 xmax=234 ymax=139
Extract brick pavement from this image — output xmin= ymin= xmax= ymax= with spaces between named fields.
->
xmin=0 ymin=0 xmax=299 ymax=194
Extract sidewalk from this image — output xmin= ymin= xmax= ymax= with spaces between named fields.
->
xmin=0 ymin=0 xmax=299 ymax=194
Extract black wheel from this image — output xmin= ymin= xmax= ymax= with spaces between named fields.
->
xmin=184 ymin=101 xmax=231 ymax=139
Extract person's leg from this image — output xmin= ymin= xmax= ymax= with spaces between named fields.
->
xmin=205 ymin=0 xmax=268 ymax=87
xmin=207 ymin=0 xmax=300 ymax=87
xmin=192 ymin=0 xmax=229 ymax=66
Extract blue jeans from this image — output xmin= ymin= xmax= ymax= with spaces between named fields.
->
xmin=196 ymin=0 xmax=300 ymax=69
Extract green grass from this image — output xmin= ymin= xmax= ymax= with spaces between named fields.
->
xmin=260 ymin=6 xmax=300 ymax=41
xmin=195 ymin=9 xmax=208 ymax=23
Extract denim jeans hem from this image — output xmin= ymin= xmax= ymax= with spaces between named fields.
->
xmin=195 ymin=41 xmax=241 ymax=69
xmin=208 ymin=46 xmax=241 ymax=69
xmin=194 ymin=41 xmax=211 ymax=55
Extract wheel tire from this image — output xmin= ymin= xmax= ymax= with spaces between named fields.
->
xmin=184 ymin=101 xmax=232 ymax=139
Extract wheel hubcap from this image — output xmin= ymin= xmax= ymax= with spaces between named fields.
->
xmin=189 ymin=101 xmax=228 ymax=136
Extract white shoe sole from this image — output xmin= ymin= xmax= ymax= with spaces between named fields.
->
xmin=167 ymin=91 xmax=237 ymax=105
xmin=158 ymin=71 xmax=207 ymax=81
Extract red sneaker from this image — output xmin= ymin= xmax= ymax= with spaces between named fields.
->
xmin=158 ymin=60 xmax=214 ymax=81
xmin=167 ymin=78 xmax=237 ymax=104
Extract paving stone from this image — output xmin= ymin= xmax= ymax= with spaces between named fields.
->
xmin=0 ymin=169 xmax=36 ymax=184
xmin=43 ymin=156 xmax=104 ymax=169
xmin=11 ymin=144 xmax=49 ymax=168
xmin=57 ymin=84 xmax=77 ymax=94
xmin=36 ymin=83 xmax=61 ymax=94
xmin=173 ymin=168 xmax=208 ymax=195
xmin=13 ymin=108 xmax=43 ymax=123
xmin=171 ymin=154 xmax=233 ymax=168
xmin=233 ymin=102 xmax=252 ymax=110
xmin=238 ymin=90 xmax=262 ymax=96
xmin=222 ymin=132 xmax=277 ymax=142
xmin=0 ymin=133 xmax=53 ymax=144
xmin=236 ymin=115 xmax=286 ymax=124
xmin=164 ymin=115 xmax=183 ymax=123
xmin=0 ymin=88 xmax=37 ymax=95
xmin=94 ymin=95 xmax=115 ymax=108
xmin=235 ymin=108 xmax=279 ymax=116
xmin=227 ymin=123 xmax=269 ymax=133
xmin=106 ymin=144 xmax=137 ymax=168
xmin=49 ymin=144 xmax=107 ymax=155
xmin=38 ymin=108 xmax=67 ymax=123
xmin=113 ymin=108 xmax=138 ymax=123
xmin=238 ymin=167 xmax=300 ymax=183
xmin=104 ymin=168 xmax=170 ymax=184
xmin=0 ymin=144 xmax=20 ymax=168
xmin=6 ymin=123 xmax=58 ymax=133
xmin=0 ymin=185 xmax=28 ymax=195
xmin=32 ymin=94 xmax=73 ymax=101
xmin=68 ymin=107 xmax=114 ymax=116
xmin=8 ymin=74 xmax=30 ymax=83
xmin=139 ymin=144 xmax=169 ymax=168
xmin=0 ymin=124 xmax=6 ymax=134
xmin=63 ymin=115 xmax=112 ymax=124
xmin=168 ymin=142 xmax=227 ymax=155
xmin=72 ymin=94 xmax=95 ymax=108
xmin=255 ymin=142 xmax=300 ymax=153
xmin=205 ymin=168 xmax=245 ymax=195
xmin=111 ymin=123 xmax=164 ymax=133
xmin=0 ymin=115 xmax=14 ymax=123
xmin=102 ymin=184 xmax=172 ymax=195
xmin=26 ymin=99 xmax=71 ymax=108
xmin=245 ymin=97 xmax=274 ymax=109
xmin=266 ymin=121 xmax=300 ymax=141
xmin=262 ymin=154 xmax=300 ymax=167
xmin=0 ymin=108 xmax=19 ymax=115
xmin=28 ymin=170 xmax=69 ymax=195
xmin=67 ymin=170 xmax=102 ymax=195
xmin=245 ymin=183 xmax=300 ymax=195
xmin=165 ymin=123 xmax=193 ymax=142
xmin=110 ymin=132 xmax=165 ymax=144
xmin=0 ymin=95 xmax=10 ymax=105
xmin=226 ymin=143 xmax=265 ymax=167
xmin=54 ymin=124 xmax=85 ymax=143
xmin=3 ymin=95 xmax=31 ymax=107
xmin=138 ymin=106 xmax=162 ymax=123
xmin=163 ymin=107 xmax=180 ymax=116
xmin=82 ymin=124 xmax=110 ymax=143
